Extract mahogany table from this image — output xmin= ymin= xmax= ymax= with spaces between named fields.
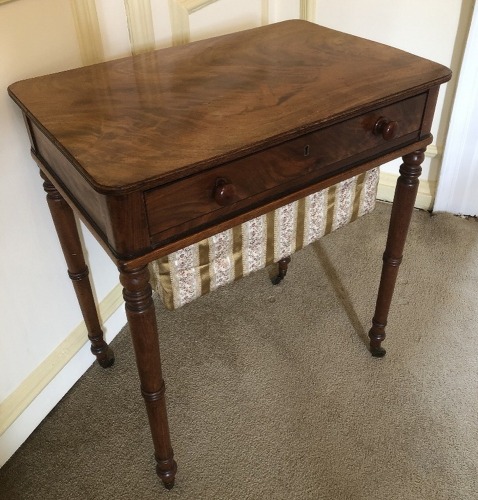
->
xmin=9 ymin=20 xmax=451 ymax=489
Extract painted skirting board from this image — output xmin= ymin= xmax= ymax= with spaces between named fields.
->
xmin=377 ymin=145 xmax=440 ymax=211
xmin=0 ymin=284 xmax=126 ymax=468
xmin=377 ymin=172 xmax=436 ymax=211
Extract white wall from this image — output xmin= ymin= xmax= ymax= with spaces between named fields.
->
xmin=0 ymin=0 xmax=126 ymax=467
xmin=0 ymin=0 xmax=468 ymax=468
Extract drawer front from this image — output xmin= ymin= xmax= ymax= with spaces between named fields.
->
xmin=146 ymin=93 xmax=426 ymax=241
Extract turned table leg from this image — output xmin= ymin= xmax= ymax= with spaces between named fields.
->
xmin=368 ymin=149 xmax=424 ymax=357
xmin=272 ymin=256 xmax=291 ymax=285
xmin=41 ymin=173 xmax=114 ymax=367
xmin=119 ymin=265 xmax=177 ymax=489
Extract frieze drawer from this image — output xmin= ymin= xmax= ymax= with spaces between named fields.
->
xmin=145 ymin=93 xmax=427 ymax=242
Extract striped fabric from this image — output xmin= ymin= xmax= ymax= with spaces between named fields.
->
xmin=149 ymin=167 xmax=379 ymax=310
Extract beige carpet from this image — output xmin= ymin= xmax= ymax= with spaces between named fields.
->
xmin=1 ymin=202 xmax=478 ymax=500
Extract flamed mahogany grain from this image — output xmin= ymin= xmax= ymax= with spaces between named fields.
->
xmin=9 ymin=20 xmax=450 ymax=193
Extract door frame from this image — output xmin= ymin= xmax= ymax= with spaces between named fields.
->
xmin=434 ymin=2 xmax=478 ymax=215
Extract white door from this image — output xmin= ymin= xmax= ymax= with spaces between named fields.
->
xmin=74 ymin=0 xmax=314 ymax=64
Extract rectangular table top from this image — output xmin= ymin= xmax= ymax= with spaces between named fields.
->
xmin=8 ymin=20 xmax=451 ymax=195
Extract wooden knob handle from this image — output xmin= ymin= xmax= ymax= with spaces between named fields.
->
xmin=213 ymin=178 xmax=236 ymax=206
xmin=373 ymin=117 xmax=398 ymax=140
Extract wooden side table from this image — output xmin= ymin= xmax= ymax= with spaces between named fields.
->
xmin=9 ymin=20 xmax=451 ymax=489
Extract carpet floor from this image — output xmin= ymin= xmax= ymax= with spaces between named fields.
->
xmin=1 ymin=201 xmax=477 ymax=500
